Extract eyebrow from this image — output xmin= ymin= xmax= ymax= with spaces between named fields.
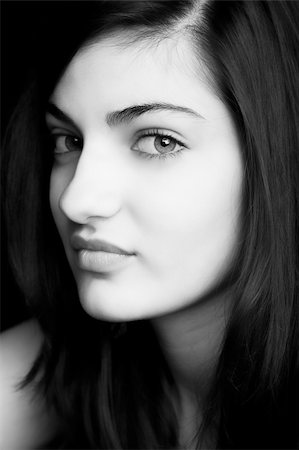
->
xmin=106 ymin=103 xmax=204 ymax=125
xmin=46 ymin=103 xmax=79 ymax=130
xmin=46 ymin=101 xmax=204 ymax=128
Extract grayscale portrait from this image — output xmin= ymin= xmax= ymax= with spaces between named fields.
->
xmin=1 ymin=1 xmax=298 ymax=449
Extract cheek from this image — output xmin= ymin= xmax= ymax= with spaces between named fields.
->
xmin=134 ymin=145 xmax=243 ymax=285
xmin=137 ymin=153 xmax=243 ymax=236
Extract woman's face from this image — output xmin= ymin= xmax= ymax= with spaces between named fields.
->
xmin=47 ymin=34 xmax=243 ymax=322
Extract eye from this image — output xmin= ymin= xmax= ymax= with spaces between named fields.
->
xmin=132 ymin=129 xmax=187 ymax=159
xmin=52 ymin=134 xmax=83 ymax=154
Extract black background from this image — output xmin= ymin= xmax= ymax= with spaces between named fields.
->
xmin=1 ymin=1 xmax=58 ymax=331
xmin=1 ymin=1 xmax=98 ymax=331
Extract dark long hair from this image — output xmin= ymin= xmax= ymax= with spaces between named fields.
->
xmin=2 ymin=1 xmax=299 ymax=448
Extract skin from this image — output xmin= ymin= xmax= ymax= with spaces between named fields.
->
xmin=48 ymin=35 xmax=243 ymax=322
xmin=47 ymin=33 xmax=243 ymax=446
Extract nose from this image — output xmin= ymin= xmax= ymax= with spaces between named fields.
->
xmin=59 ymin=142 xmax=124 ymax=224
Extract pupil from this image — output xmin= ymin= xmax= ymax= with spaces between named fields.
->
xmin=66 ymin=136 xmax=81 ymax=151
xmin=161 ymin=137 xmax=171 ymax=147
xmin=154 ymin=135 xmax=176 ymax=154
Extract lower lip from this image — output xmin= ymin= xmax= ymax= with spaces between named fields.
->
xmin=76 ymin=249 xmax=135 ymax=273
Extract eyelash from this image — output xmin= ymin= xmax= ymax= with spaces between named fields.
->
xmin=49 ymin=133 xmax=82 ymax=156
xmin=49 ymin=128 xmax=187 ymax=161
xmin=133 ymin=129 xmax=186 ymax=161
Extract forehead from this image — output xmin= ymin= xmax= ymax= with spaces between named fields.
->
xmin=51 ymin=34 xmax=226 ymax=121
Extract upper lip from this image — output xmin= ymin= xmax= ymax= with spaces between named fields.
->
xmin=70 ymin=234 xmax=134 ymax=256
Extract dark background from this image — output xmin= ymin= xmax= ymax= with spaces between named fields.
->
xmin=1 ymin=1 xmax=94 ymax=331
xmin=1 ymin=1 xmax=62 ymax=331
xmin=1 ymin=1 xmax=101 ymax=331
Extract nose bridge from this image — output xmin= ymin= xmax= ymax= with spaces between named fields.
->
xmin=59 ymin=137 xmax=124 ymax=223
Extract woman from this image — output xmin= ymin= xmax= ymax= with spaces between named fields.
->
xmin=1 ymin=1 xmax=298 ymax=448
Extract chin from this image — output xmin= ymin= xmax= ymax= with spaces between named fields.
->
xmin=80 ymin=300 xmax=134 ymax=322
xmin=77 ymin=284 xmax=146 ymax=322
xmin=76 ymin=284 xmax=177 ymax=323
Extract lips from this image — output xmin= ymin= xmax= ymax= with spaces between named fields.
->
xmin=70 ymin=234 xmax=135 ymax=256
xmin=70 ymin=234 xmax=135 ymax=274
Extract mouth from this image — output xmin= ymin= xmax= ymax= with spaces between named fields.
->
xmin=70 ymin=234 xmax=136 ymax=273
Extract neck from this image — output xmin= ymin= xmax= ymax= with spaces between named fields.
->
xmin=151 ymin=290 xmax=231 ymax=447
xmin=151 ymin=290 xmax=230 ymax=395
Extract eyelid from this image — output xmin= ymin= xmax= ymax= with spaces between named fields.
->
xmin=48 ymin=127 xmax=83 ymax=150
xmin=134 ymin=128 xmax=188 ymax=147
xmin=51 ymin=134 xmax=83 ymax=156
xmin=130 ymin=128 xmax=188 ymax=163
xmin=50 ymin=128 xmax=80 ymax=136
xmin=45 ymin=114 xmax=81 ymax=136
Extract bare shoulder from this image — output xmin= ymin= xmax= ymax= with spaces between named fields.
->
xmin=0 ymin=319 xmax=43 ymax=367
xmin=0 ymin=319 xmax=59 ymax=449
